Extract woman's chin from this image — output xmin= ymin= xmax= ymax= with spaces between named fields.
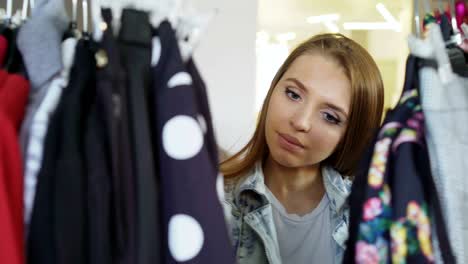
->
xmin=269 ymin=148 xmax=303 ymax=168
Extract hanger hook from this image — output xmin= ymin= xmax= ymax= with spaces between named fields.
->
xmin=6 ymin=0 xmax=12 ymax=19
xmin=450 ymin=0 xmax=458 ymax=33
xmin=22 ymin=0 xmax=29 ymax=21
xmin=72 ymin=0 xmax=78 ymax=23
xmin=414 ymin=0 xmax=421 ymax=38
xmin=82 ymin=0 xmax=89 ymax=33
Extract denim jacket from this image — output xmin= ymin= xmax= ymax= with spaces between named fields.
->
xmin=222 ymin=162 xmax=352 ymax=264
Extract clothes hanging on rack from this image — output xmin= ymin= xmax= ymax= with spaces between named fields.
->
xmin=343 ymin=56 xmax=455 ymax=264
xmin=2 ymin=4 xmax=235 ymax=264
xmin=84 ymin=40 xmax=113 ymax=264
xmin=0 ymin=38 xmax=29 ymax=264
xmin=90 ymin=8 xmax=132 ymax=264
xmin=23 ymin=37 xmax=77 ymax=226
xmin=18 ymin=0 xmax=69 ymax=228
xmin=28 ymin=38 xmax=96 ymax=264
xmin=419 ymin=61 xmax=468 ymax=264
xmin=118 ymin=8 xmax=160 ymax=264
xmin=17 ymin=0 xmax=69 ymax=161
xmin=412 ymin=31 xmax=468 ymax=264
xmin=151 ymin=20 xmax=235 ymax=263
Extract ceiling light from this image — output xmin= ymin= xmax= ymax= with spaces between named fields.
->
xmin=342 ymin=3 xmax=401 ymax=32
xmin=306 ymin=14 xmax=340 ymax=24
xmin=376 ymin=3 xmax=401 ymax=31
xmin=376 ymin=3 xmax=397 ymax=25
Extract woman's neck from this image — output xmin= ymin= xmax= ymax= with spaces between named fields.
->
xmin=263 ymin=155 xmax=325 ymax=215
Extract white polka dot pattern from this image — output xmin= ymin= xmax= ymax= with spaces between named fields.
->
xmin=168 ymin=214 xmax=205 ymax=262
xmin=162 ymin=115 xmax=204 ymax=160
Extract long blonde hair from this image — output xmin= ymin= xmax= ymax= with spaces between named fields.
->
xmin=221 ymin=33 xmax=384 ymax=179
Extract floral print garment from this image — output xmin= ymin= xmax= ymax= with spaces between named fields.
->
xmin=355 ymin=89 xmax=435 ymax=264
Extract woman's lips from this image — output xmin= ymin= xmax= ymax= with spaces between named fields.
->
xmin=277 ymin=132 xmax=305 ymax=152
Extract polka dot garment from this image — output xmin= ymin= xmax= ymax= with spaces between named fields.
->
xmin=150 ymin=21 xmax=235 ymax=263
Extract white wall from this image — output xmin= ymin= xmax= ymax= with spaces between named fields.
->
xmin=192 ymin=0 xmax=258 ymax=154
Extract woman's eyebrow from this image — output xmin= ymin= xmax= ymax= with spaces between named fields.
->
xmin=325 ymin=102 xmax=348 ymax=118
xmin=285 ymin=78 xmax=308 ymax=94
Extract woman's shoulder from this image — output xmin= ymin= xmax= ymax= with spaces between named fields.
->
xmin=222 ymin=163 xmax=258 ymax=198
xmin=220 ymin=174 xmax=246 ymax=235
xmin=322 ymin=165 xmax=353 ymax=190
xmin=322 ymin=165 xmax=353 ymax=213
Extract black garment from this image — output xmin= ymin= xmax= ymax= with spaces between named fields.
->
xmin=93 ymin=8 xmax=137 ymax=264
xmin=27 ymin=72 xmax=59 ymax=264
xmin=343 ymin=137 xmax=376 ymax=263
xmin=54 ymin=39 xmax=96 ymax=264
xmin=151 ymin=21 xmax=235 ymax=263
xmin=344 ymin=56 xmax=455 ymax=263
xmin=85 ymin=11 xmax=117 ymax=263
xmin=28 ymin=39 xmax=94 ymax=264
xmin=118 ymin=9 xmax=160 ymax=264
xmin=1 ymin=26 xmax=26 ymax=74
xmin=85 ymin=90 xmax=112 ymax=264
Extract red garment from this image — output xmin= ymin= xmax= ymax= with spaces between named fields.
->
xmin=0 ymin=70 xmax=29 ymax=264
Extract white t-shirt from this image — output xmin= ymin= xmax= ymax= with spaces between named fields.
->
xmin=264 ymin=187 xmax=335 ymax=264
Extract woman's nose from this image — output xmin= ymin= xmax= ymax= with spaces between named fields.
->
xmin=290 ymin=108 xmax=313 ymax=132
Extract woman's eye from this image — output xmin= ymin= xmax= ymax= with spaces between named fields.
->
xmin=285 ymin=88 xmax=301 ymax=101
xmin=322 ymin=112 xmax=341 ymax=125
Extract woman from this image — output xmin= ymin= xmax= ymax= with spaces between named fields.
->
xmin=221 ymin=34 xmax=384 ymax=264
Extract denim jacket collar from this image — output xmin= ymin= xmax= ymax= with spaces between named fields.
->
xmin=234 ymin=162 xmax=352 ymax=215
xmin=322 ymin=165 xmax=353 ymax=214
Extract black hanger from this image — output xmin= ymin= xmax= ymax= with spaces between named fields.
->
xmin=440 ymin=14 xmax=453 ymax=41
xmin=434 ymin=11 xmax=468 ymax=77
xmin=63 ymin=21 xmax=81 ymax=40
xmin=63 ymin=0 xmax=81 ymax=40
xmin=0 ymin=20 xmax=25 ymax=74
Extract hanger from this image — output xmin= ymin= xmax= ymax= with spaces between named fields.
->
xmin=63 ymin=0 xmax=81 ymax=39
xmin=82 ymin=0 xmax=89 ymax=36
xmin=176 ymin=7 xmax=218 ymax=62
xmin=410 ymin=0 xmax=468 ymax=77
xmin=414 ymin=0 xmax=421 ymax=38
xmin=90 ymin=0 xmax=103 ymax=41
xmin=444 ymin=0 xmax=468 ymax=77
xmin=72 ymin=0 xmax=78 ymax=27
xmin=99 ymin=0 xmax=132 ymax=35
xmin=6 ymin=0 xmax=12 ymax=25
xmin=22 ymin=0 xmax=30 ymax=22
xmin=409 ymin=25 xmax=457 ymax=82
xmin=0 ymin=0 xmax=23 ymax=72
xmin=449 ymin=0 xmax=462 ymax=44
xmin=92 ymin=0 xmax=214 ymax=61
xmin=459 ymin=23 xmax=468 ymax=53
xmin=146 ymin=0 xmax=217 ymax=62
xmin=450 ymin=0 xmax=458 ymax=31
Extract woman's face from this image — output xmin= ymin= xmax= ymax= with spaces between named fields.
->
xmin=265 ymin=53 xmax=352 ymax=168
